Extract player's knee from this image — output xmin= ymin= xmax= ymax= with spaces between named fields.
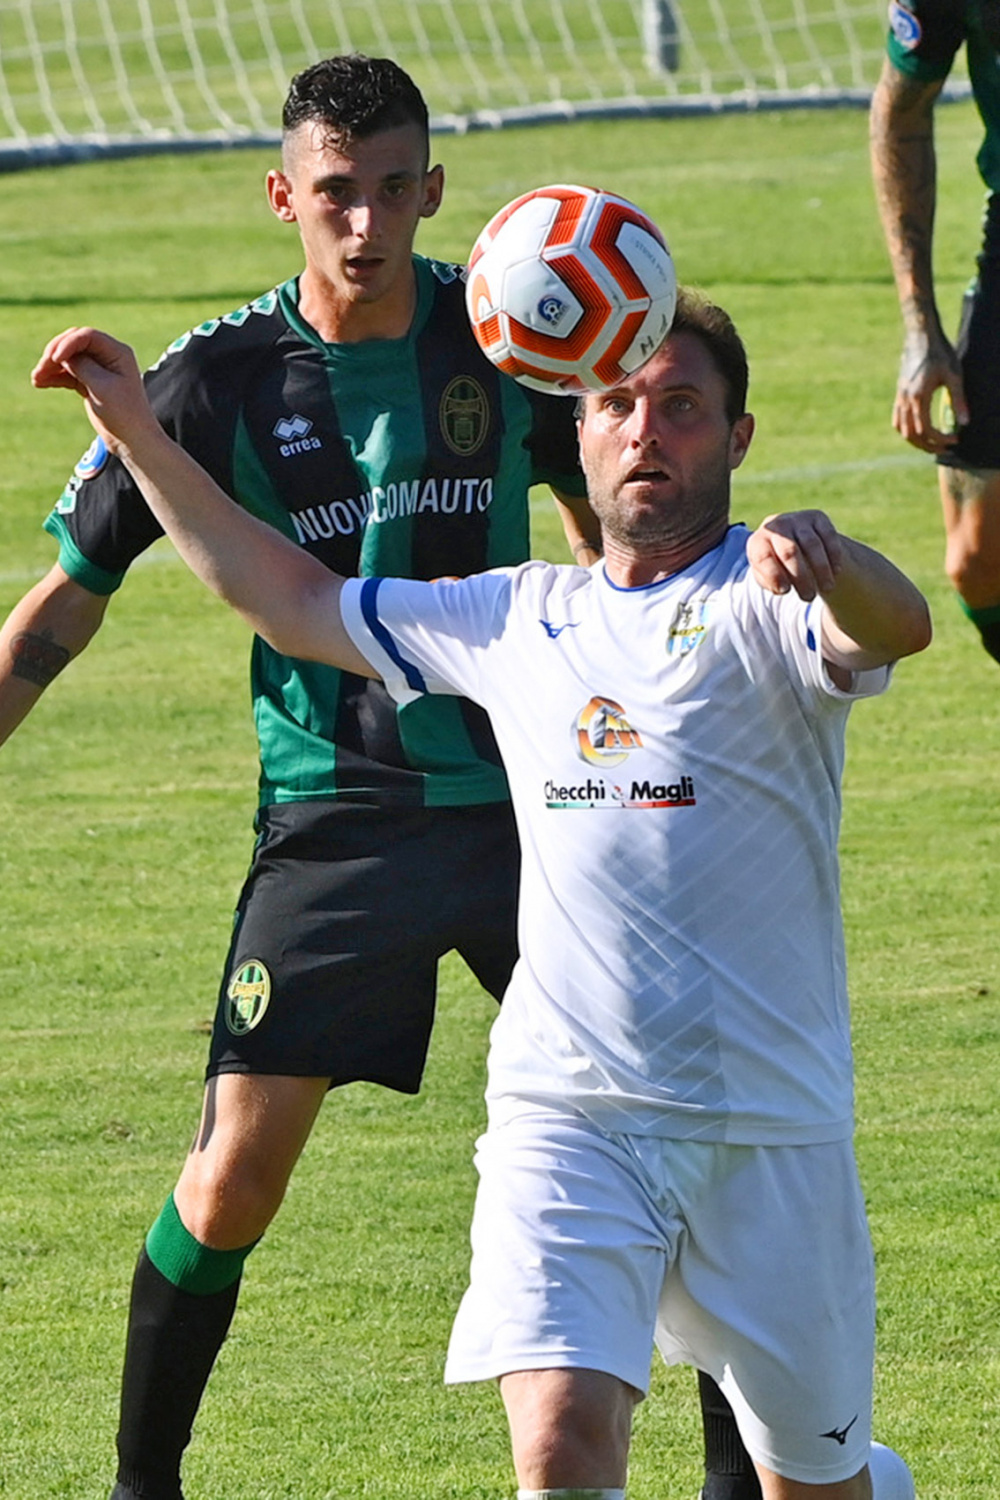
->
xmin=503 ymin=1370 xmax=633 ymax=1489
xmin=175 ymin=1159 xmax=286 ymax=1248
xmin=944 ymin=540 xmax=1000 ymax=608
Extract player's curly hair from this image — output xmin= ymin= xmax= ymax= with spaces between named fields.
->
xmin=282 ymin=54 xmax=429 ymax=152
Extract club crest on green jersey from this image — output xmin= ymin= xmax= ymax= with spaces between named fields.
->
xmin=440 ymin=376 xmax=490 ymax=456
xmin=225 ymin=960 xmax=271 ymax=1035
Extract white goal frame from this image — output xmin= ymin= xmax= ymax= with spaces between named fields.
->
xmin=0 ymin=0 xmax=971 ymax=171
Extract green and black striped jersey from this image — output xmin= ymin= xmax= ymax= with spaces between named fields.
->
xmin=45 ymin=259 xmax=587 ymax=808
xmin=887 ymin=1 xmax=1000 ymax=189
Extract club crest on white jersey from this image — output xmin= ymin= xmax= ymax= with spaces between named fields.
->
xmin=666 ymin=599 xmax=709 ymax=657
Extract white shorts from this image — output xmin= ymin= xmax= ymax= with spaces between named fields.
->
xmin=445 ymin=1108 xmax=875 ymax=1485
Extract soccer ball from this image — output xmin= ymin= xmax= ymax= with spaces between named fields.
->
xmin=465 ymin=183 xmax=676 ymax=395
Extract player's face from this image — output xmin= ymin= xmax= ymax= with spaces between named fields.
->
xmin=267 ymin=121 xmax=444 ymax=336
xmin=579 ymin=333 xmax=754 ymax=558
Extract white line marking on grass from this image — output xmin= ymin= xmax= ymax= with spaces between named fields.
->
xmin=736 ymin=452 xmax=929 ymax=485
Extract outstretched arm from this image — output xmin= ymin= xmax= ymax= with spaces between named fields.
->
xmin=747 ymin=510 xmax=932 ymax=680
xmin=32 ymin=328 xmax=376 ymax=678
xmin=870 ymin=58 xmax=965 ymax=452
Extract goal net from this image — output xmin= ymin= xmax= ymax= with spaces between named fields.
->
xmin=0 ymin=1 xmax=961 ymax=170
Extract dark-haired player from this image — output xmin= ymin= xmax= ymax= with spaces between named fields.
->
xmin=871 ymin=1 xmax=1000 ymax=665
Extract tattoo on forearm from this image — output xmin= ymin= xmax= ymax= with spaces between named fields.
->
xmin=9 ymin=629 xmax=71 ymax=687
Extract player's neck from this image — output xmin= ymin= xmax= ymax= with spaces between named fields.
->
xmin=297 ymin=264 xmax=418 ymax=345
xmin=602 ymin=521 xmax=729 ymax=589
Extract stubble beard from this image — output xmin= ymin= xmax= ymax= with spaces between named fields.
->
xmin=591 ymin=458 xmax=733 ymax=557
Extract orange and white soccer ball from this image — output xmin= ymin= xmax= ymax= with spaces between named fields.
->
xmin=465 ymin=183 xmax=676 ymax=395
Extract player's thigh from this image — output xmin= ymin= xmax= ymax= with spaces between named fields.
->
xmin=207 ymin=802 xmax=485 ymax=1092
xmin=653 ymin=1138 xmax=874 ymax=1486
xmin=445 ymin=1108 xmax=672 ymax=1394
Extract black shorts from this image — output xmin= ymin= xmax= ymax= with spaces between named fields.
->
xmin=940 ymin=192 xmax=1000 ymax=472
xmin=208 ymin=799 xmax=520 ymax=1092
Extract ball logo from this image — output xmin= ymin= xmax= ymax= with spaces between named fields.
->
xmin=225 ymin=959 xmax=271 ymax=1035
xmin=575 ymin=696 xmax=643 ymax=767
xmin=888 ymin=2 xmax=921 ymax=49
xmin=538 ymin=295 xmax=568 ymax=327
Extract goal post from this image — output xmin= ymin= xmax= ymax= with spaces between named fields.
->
xmin=0 ymin=0 xmax=970 ymax=171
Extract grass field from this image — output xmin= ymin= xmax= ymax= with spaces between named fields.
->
xmin=1 ymin=99 xmax=998 ymax=1499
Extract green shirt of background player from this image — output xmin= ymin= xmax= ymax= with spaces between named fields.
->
xmin=871 ymin=0 xmax=1000 ymax=666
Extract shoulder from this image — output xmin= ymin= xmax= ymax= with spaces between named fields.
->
xmin=144 ymin=282 xmax=295 ymax=409
xmin=414 ymin=254 xmax=468 ymax=315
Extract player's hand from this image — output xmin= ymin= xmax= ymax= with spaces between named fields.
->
xmin=31 ymin=327 xmax=158 ymax=457
xmin=892 ymin=327 xmax=969 ymax=454
xmin=747 ymin=511 xmax=843 ymax=600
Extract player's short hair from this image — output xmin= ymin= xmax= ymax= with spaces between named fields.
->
xmin=574 ymin=288 xmax=749 ymax=426
xmin=669 ymin=288 xmax=749 ymax=424
xmin=282 ymin=54 xmax=430 ymax=156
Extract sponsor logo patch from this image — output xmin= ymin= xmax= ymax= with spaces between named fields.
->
xmin=440 ymin=375 xmax=489 ymax=456
xmin=273 ymin=413 xmax=322 ymax=457
xmin=544 ymin=773 xmax=696 ymax=811
xmin=575 ymin=696 xmax=643 ymax=767
xmin=888 ymin=2 xmax=921 ymax=49
xmin=225 ymin=959 xmax=271 ymax=1035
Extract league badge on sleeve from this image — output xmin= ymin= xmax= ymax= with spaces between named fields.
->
xmin=888 ymin=2 xmax=922 ymax=50
xmin=73 ymin=435 xmax=109 ymax=482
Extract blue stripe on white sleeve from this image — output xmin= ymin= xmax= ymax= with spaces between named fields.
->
xmin=358 ymin=577 xmax=428 ymax=694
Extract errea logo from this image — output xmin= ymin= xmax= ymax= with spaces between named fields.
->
xmin=273 ymin=414 xmax=323 ymax=457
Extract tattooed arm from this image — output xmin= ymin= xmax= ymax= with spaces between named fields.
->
xmin=0 ymin=565 xmax=109 ymax=746
xmin=870 ymin=57 xmax=966 ymax=453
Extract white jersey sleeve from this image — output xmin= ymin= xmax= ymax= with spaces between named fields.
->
xmin=339 ymin=567 xmax=522 ymax=707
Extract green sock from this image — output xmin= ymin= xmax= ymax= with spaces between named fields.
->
xmin=958 ymin=598 xmax=1000 ymax=665
xmin=145 ymin=1193 xmax=257 ymax=1294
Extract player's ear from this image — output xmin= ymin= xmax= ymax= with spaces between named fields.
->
xmin=267 ymin=169 xmax=297 ymax=223
xmin=420 ymin=163 xmax=445 ymax=220
xmin=728 ymin=412 xmax=755 ymax=470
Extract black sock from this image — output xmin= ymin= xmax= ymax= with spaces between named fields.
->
xmin=698 ymin=1370 xmax=762 ymax=1500
xmin=976 ymin=617 xmax=1000 ymax=665
xmin=113 ymin=1247 xmax=241 ymax=1499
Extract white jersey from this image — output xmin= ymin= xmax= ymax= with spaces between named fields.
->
xmin=340 ymin=525 xmax=891 ymax=1144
